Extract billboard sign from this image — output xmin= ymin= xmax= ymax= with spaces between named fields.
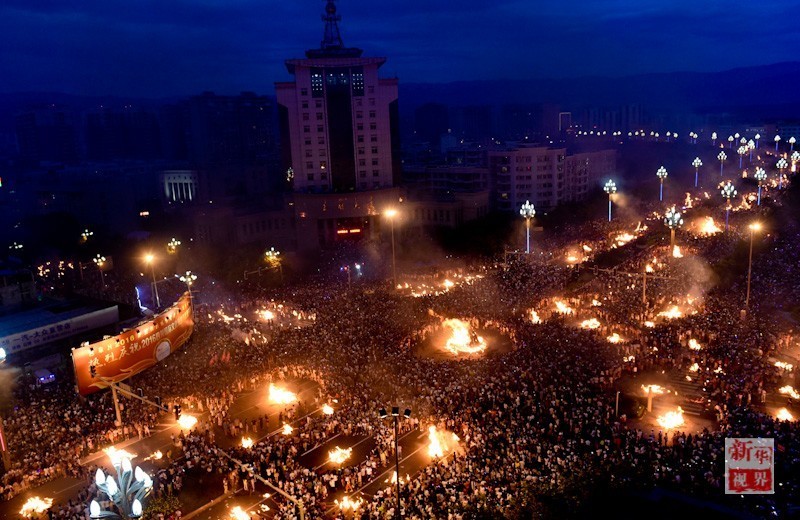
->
xmin=72 ymin=293 xmax=193 ymax=395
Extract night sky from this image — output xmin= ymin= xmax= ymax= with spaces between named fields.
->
xmin=2 ymin=0 xmax=799 ymax=98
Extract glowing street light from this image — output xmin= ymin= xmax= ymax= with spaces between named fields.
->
xmin=90 ymin=453 xmax=152 ymax=519
xmin=753 ymin=167 xmax=767 ymax=206
xmin=776 ymin=157 xmax=788 ymax=189
xmin=744 ymin=222 xmax=762 ymax=315
xmin=656 ymin=166 xmax=668 ymax=201
xmin=775 ymin=134 xmax=781 ymax=152
xmin=720 ymin=182 xmax=737 ymax=231
xmin=718 ymin=151 xmax=727 ymax=176
xmin=711 ymin=132 xmax=717 ymax=146
xmin=166 ymin=237 xmax=181 ymax=254
xmin=519 ymin=200 xmax=536 ymax=254
xmin=144 ymin=253 xmax=160 ymax=309
xmin=748 ymin=139 xmax=755 ymax=161
xmin=663 ymin=206 xmax=683 ymax=247
xmin=692 ymin=157 xmax=702 ymax=187
xmin=737 ymin=145 xmax=747 ymax=169
xmin=80 ymin=229 xmax=94 ymax=243
xmin=93 ymin=254 xmax=107 ymax=287
xmin=604 ymin=180 xmax=617 ymax=222
xmin=790 ymin=136 xmax=796 ymax=151
xmin=9 ymin=242 xmax=23 ymax=251
xmin=384 ymin=209 xmax=398 ymax=286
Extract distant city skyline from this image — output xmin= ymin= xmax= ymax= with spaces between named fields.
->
xmin=2 ymin=0 xmax=800 ymax=97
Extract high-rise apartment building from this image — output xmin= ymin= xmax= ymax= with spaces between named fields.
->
xmin=276 ymin=0 xmax=401 ymax=194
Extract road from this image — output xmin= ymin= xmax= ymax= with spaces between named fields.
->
xmin=0 ymin=377 xmax=449 ymax=519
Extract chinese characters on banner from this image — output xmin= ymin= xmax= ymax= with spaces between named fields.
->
xmin=725 ymin=438 xmax=774 ymax=494
xmin=72 ymin=293 xmax=194 ymax=395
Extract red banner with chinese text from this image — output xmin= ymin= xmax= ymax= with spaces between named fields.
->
xmin=72 ymin=293 xmax=194 ymax=395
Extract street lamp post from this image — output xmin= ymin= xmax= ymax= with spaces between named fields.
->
xmin=178 ymin=271 xmax=197 ymax=313
xmin=663 ymin=206 xmax=683 ymax=248
xmin=718 ymin=151 xmax=727 ymax=176
xmin=775 ymin=135 xmax=781 ymax=152
xmin=265 ymin=247 xmax=283 ymax=282
xmin=144 ymin=254 xmax=160 ymax=309
xmin=604 ymin=180 xmax=617 ymax=222
xmin=656 ymin=166 xmax=668 ymax=202
xmin=692 ymin=157 xmax=702 ymax=188
xmin=748 ymin=139 xmax=755 ymax=162
xmin=790 ymin=136 xmax=796 ymax=152
xmin=744 ymin=222 xmax=762 ymax=316
xmin=754 ymin=167 xmax=767 ymax=206
xmin=737 ymin=145 xmax=747 ymax=169
xmin=720 ymin=182 xmax=737 ymax=232
xmin=81 ymin=229 xmax=94 ymax=243
xmin=89 ymin=453 xmax=153 ymax=519
xmin=379 ymin=407 xmax=411 ymax=520
xmin=519 ymin=200 xmax=536 ymax=253
xmin=712 ymin=132 xmax=717 ymax=146
xmin=93 ymin=254 xmax=106 ymax=287
xmin=728 ymin=135 xmax=734 ymax=149
xmin=776 ymin=157 xmax=788 ymax=190
xmin=755 ymin=133 xmax=760 ymax=149
xmin=384 ymin=210 xmax=398 ymax=286
xmin=167 ymin=238 xmax=181 ymax=254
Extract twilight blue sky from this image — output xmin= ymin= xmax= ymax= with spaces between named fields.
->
xmin=1 ymin=0 xmax=799 ymax=97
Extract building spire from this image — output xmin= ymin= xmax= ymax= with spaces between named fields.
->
xmin=306 ymin=0 xmax=362 ymax=58
xmin=321 ymin=0 xmax=344 ymax=50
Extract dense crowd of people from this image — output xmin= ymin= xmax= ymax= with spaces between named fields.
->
xmin=2 ymin=175 xmax=800 ymax=520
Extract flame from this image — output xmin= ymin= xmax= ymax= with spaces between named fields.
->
xmin=282 ymin=423 xmax=294 ymax=435
xmin=689 ymin=363 xmax=699 ymax=372
xmin=684 ymin=192 xmax=693 ymax=208
xmin=529 ymin=310 xmax=541 ymax=324
xmin=775 ymin=361 xmax=794 ymax=372
xmin=259 ymin=309 xmax=275 ymax=320
xmin=688 ymin=339 xmax=702 ymax=351
xmin=386 ymin=471 xmax=410 ymax=485
xmin=566 ymin=255 xmax=579 ymax=263
xmin=779 ymin=386 xmax=800 ymax=400
xmin=776 ymin=408 xmax=794 ymax=421
xmin=328 ymin=446 xmax=353 ymax=465
xmin=554 ymin=300 xmax=574 ymax=315
xmin=645 ymin=264 xmax=654 ymax=273
xmin=441 ymin=318 xmax=487 ymax=355
xmin=672 ymin=245 xmax=683 ymax=258
xmin=336 ymin=496 xmax=364 ymax=511
xmin=427 ymin=425 xmax=460 ymax=458
xmin=582 ymin=244 xmax=593 ymax=252
xmin=591 ymin=299 xmax=602 ymax=307
xmin=657 ymin=306 xmax=683 ymax=319
xmin=697 ymin=217 xmax=722 ymax=235
xmin=607 ymin=333 xmax=622 ymax=343
xmin=657 ymin=407 xmax=685 ymax=429
xmin=443 ymin=279 xmax=454 ymax=289
xmin=230 ymin=506 xmax=251 ymax=520
xmin=322 ymin=404 xmax=334 ymax=415
xmin=20 ymin=497 xmax=53 ymax=517
xmin=644 ymin=321 xmax=655 ymax=328
xmin=269 ymin=383 xmax=298 ymax=404
xmin=623 ymin=355 xmax=635 ymax=363
xmin=143 ymin=450 xmax=163 ymax=461
xmin=614 ymin=232 xmax=635 ymax=246
xmin=580 ymin=318 xmax=601 ymax=329
xmin=177 ymin=415 xmax=197 ymax=430
xmin=642 ymin=384 xmax=666 ymax=395
xmin=241 ymin=437 xmax=254 ymax=449
xmin=104 ymin=446 xmax=137 ymax=466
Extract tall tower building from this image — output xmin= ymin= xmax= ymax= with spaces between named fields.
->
xmin=276 ymin=0 xmax=401 ymax=193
